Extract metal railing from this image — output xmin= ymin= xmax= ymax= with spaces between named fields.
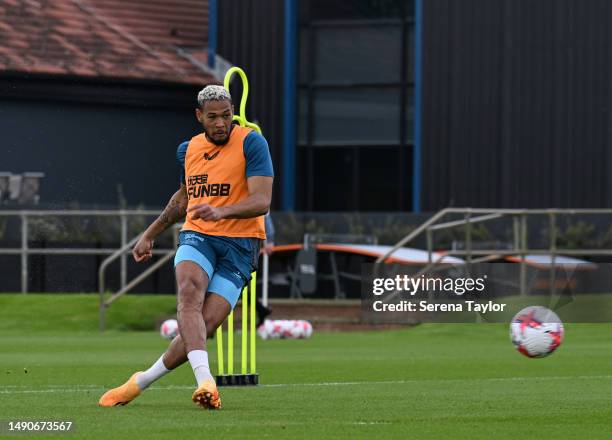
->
xmin=98 ymin=227 xmax=180 ymax=331
xmin=0 ymin=210 xmax=270 ymax=332
xmin=376 ymin=208 xmax=612 ymax=297
xmin=0 ymin=210 xmax=176 ymax=293
xmin=5 ymin=207 xmax=612 ymax=324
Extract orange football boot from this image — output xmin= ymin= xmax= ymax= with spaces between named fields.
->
xmin=191 ymin=379 xmax=221 ymax=409
xmin=98 ymin=372 xmax=142 ymax=407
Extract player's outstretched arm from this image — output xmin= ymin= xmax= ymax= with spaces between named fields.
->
xmin=133 ymin=184 xmax=188 ymax=262
xmin=188 ymin=176 xmax=273 ymax=221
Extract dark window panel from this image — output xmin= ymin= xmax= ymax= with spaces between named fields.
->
xmin=299 ymin=27 xmax=310 ymax=84
xmin=313 ymin=88 xmax=401 ymax=145
xmin=308 ymin=0 xmax=410 ymax=20
xmin=357 ymin=147 xmax=403 ymax=211
xmin=298 ymin=89 xmax=309 ymax=144
xmin=296 ymin=0 xmax=416 ymax=212
xmin=314 ymin=26 xmax=402 ymax=84
xmin=312 ymin=148 xmax=354 ymax=210
xmin=296 ymin=148 xmax=309 ymax=210
xmin=405 ymin=87 xmax=414 ymax=143
xmin=406 ymin=25 xmax=414 ymax=83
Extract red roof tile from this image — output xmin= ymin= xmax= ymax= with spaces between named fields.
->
xmin=89 ymin=0 xmax=208 ymax=48
xmin=0 ymin=0 xmax=215 ymax=85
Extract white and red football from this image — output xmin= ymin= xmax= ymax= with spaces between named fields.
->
xmin=510 ymin=306 xmax=564 ymax=358
xmin=160 ymin=319 xmax=179 ymax=340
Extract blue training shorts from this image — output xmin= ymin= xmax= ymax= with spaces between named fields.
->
xmin=174 ymin=231 xmax=261 ymax=308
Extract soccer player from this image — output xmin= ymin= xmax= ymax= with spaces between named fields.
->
xmin=98 ymin=85 xmax=273 ymax=409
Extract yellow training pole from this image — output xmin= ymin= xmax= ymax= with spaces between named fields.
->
xmin=223 ymin=67 xmax=261 ymax=381
xmin=228 ymin=311 xmax=234 ymax=375
xmin=223 ymin=67 xmax=262 ymax=135
xmin=241 ymin=286 xmax=248 ymax=374
xmin=250 ymin=272 xmax=257 ymax=373
xmin=216 ymin=325 xmax=224 ymax=376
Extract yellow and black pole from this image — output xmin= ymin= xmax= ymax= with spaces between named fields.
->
xmin=215 ymin=67 xmax=260 ymax=387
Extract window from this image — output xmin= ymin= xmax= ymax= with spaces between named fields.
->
xmin=298 ymin=0 xmax=414 ymax=211
xmin=312 ymin=89 xmax=401 ymax=145
xmin=314 ymin=26 xmax=402 ymax=84
xmin=308 ymin=0 xmax=413 ymax=20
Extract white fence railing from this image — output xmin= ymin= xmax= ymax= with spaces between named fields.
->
xmin=375 ymin=208 xmax=612 ymax=297
xmin=0 ymin=210 xmax=175 ymax=293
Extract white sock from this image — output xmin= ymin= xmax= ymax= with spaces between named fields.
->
xmin=136 ymin=355 xmax=170 ymax=390
xmin=187 ymin=350 xmax=213 ymax=387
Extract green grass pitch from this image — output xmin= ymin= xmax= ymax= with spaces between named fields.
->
xmin=0 ymin=295 xmax=611 ymax=439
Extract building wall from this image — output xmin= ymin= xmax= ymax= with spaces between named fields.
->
xmin=0 ymin=75 xmax=202 ymax=208
xmin=4 ymin=1 xmax=610 ymax=213
xmin=296 ymin=0 xmax=414 ymax=212
xmin=218 ymin=0 xmax=415 ymax=212
xmin=422 ymin=0 xmax=612 ymax=209
xmin=217 ymin=0 xmax=285 ymax=210
xmin=0 ymin=75 xmax=203 ymax=292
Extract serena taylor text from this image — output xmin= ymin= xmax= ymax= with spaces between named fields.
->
xmin=372 ymin=301 xmax=506 ymax=313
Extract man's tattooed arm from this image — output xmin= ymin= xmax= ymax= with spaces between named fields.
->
xmin=141 ymin=185 xmax=188 ymax=240
xmin=159 ymin=188 xmax=188 ymax=226
xmin=132 ymin=185 xmax=188 ymax=261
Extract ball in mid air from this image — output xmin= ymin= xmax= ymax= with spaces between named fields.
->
xmin=510 ymin=306 xmax=564 ymax=358
xmin=160 ymin=319 xmax=179 ymax=340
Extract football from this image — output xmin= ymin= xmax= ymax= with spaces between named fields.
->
xmin=257 ymin=319 xmax=314 ymax=340
xmin=510 ymin=306 xmax=564 ymax=358
xmin=160 ymin=319 xmax=179 ymax=340
xmin=301 ymin=320 xmax=313 ymax=338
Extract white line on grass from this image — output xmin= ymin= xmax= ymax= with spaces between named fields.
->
xmin=1 ymin=375 xmax=612 ymax=395
xmin=258 ymin=375 xmax=612 ymax=388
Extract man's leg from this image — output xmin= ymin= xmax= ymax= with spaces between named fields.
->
xmin=162 ymin=293 xmax=231 ymax=369
xmin=136 ymin=262 xmax=219 ymax=391
xmin=98 ymin=291 xmax=230 ymax=407
xmin=99 ymin=260 xmax=213 ymax=408
xmin=173 ymin=261 xmax=216 ymax=391
xmin=175 ymin=261 xmax=208 ymax=351
xmin=185 ymin=292 xmax=231 ymax=409
xmin=256 ymin=299 xmax=272 ymax=328
xmin=137 ymin=297 xmax=224 ymax=391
